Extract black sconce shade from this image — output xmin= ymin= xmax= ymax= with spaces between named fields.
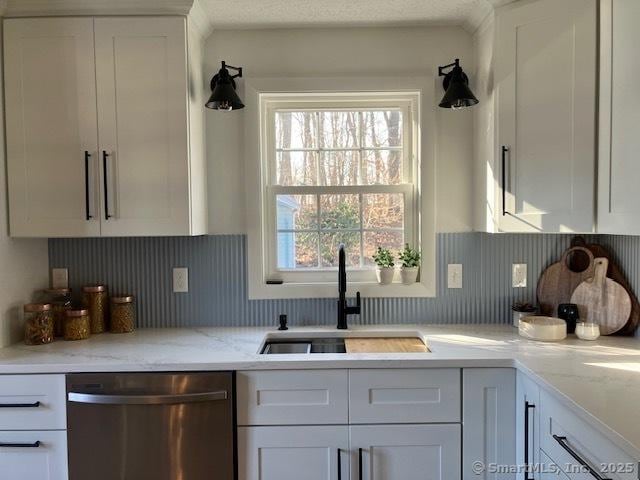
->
xmin=438 ymin=59 xmax=479 ymax=109
xmin=206 ymin=61 xmax=245 ymax=111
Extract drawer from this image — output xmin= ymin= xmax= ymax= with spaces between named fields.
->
xmin=349 ymin=368 xmax=460 ymax=423
xmin=0 ymin=430 xmax=68 ymax=480
xmin=0 ymin=375 xmax=66 ymax=430
xmin=237 ymin=370 xmax=348 ymax=426
xmin=540 ymin=390 xmax=638 ymax=480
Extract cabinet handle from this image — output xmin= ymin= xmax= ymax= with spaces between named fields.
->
xmin=337 ymin=448 xmax=342 ymax=480
xmin=358 ymin=447 xmax=363 ymax=480
xmin=501 ymin=146 xmax=510 ymax=216
xmin=552 ymin=435 xmax=611 ymax=480
xmin=102 ymin=151 xmax=112 ymax=220
xmin=0 ymin=401 xmax=40 ymax=408
xmin=84 ymin=151 xmax=92 ymax=220
xmin=0 ymin=441 xmax=41 ymax=448
xmin=68 ymin=390 xmax=227 ymax=405
xmin=524 ymin=401 xmax=535 ymax=480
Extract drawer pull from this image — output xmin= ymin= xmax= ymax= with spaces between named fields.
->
xmin=358 ymin=447 xmax=364 ymax=480
xmin=552 ymin=435 xmax=611 ymax=480
xmin=337 ymin=448 xmax=342 ymax=480
xmin=0 ymin=441 xmax=41 ymax=448
xmin=0 ymin=401 xmax=40 ymax=408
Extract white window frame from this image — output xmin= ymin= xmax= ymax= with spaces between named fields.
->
xmin=245 ymin=77 xmax=436 ymax=299
xmin=265 ymin=96 xmax=416 ymax=283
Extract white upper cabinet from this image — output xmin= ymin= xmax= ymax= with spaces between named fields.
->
xmin=598 ymin=0 xmax=640 ymax=234
xmin=493 ymin=0 xmax=597 ymax=233
xmin=4 ymin=18 xmax=100 ymax=237
xmin=4 ymin=16 xmax=206 ymax=237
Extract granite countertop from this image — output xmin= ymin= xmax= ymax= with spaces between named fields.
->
xmin=0 ymin=324 xmax=639 ymax=459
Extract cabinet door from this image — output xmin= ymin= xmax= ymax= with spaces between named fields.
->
xmin=0 ymin=430 xmax=68 ymax=480
xmin=516 ymin=372 xmax=541 ymax=480
xmin=495 ymin=0 xmax=596 ymax=233
xmin=350 ymin=424 xmax=460 ymax=480
xmin=94 ymin=17 xmax=192 ymax=236
xmin=597 ymin=0 xmax=640 ymax=234
xmin=4 ymin=18 xmax=100 ymax=237
xmin=238 ymin=425 xmax=348 ymax=480
xmin=463 ymin=368 xmax=516 ymax=480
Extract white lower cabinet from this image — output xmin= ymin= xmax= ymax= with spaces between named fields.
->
xmin=516 ymin=372 xmax=541 ymax=480
xmin=238 ymin=426 xmax=349 ymax=480
xmin=350 ymin=424 xmax=461 ymax=480
xmin=0 ymin=430 xmax=68 ymax=480
xmin=463 ymin=368 xmax=516 ymax=480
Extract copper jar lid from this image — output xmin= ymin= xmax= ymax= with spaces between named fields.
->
xmin=24 ymin=303 xmax=51 ymax=313
xmin=82 ymin=285 xmax=107 ymax=293
xmin=111 ymin=295 xmax=134 ymax=304
xmin=44 ymin=288 xmax=71 ymax=295
xmin=65 ymin=309 xmax=89 ymax=317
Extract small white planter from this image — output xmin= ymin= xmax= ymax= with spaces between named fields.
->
xmin=400 ymin=266 xmax=419 ymax=285
xmin=375 ymin=266 xmax=395 ymax=285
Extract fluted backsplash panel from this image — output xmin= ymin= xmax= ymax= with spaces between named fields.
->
xmin=49 ymin=233 xmax=637 ymax=330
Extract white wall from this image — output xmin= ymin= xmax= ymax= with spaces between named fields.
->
xmin=204 ymin=26 xmax=475 ymax=234
xmin=0 ymin=25 xmax=49 ymax=347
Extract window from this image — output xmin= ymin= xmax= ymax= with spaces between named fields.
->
xmin=261 ymin=93 xmax=418 ymax=285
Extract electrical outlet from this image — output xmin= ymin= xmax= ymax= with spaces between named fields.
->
xmin=512 ymin=263 xmax=527 ymax=288
xmin=51 ymin=268 xmax=68 ymax=289
xmin=447 ymin=264 xmax=463 ymax=289
xmin=173 ymin=267 xmax=189 ymax=293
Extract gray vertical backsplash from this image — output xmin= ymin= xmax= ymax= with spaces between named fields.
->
xmin=48 ymin=233 xmax=639 ymax=330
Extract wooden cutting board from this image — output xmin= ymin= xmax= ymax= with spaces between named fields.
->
xmin=537 ymin=246 xmax=595 ymax=316
xmin=344 ymin=337 xmax=429 ymax=353
xmin=570 ymin=236 xmax=640 ymax=335
xmin=570 ymin=258 xmax=631 ymax=335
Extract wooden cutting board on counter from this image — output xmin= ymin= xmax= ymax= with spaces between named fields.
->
xmin=537 ymin=246 xmax=595 ymax=316
xmin=345 ymin=337 xmax=429 ymax=353
xmin=570 ymin=257 xmax=631 ymax=335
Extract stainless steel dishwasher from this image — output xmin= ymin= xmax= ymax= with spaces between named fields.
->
xmin=66 ymin=372 xmax=235 ymax=480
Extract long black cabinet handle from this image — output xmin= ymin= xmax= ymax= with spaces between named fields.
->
xmin=552 ymin=435 xmax=611 ymax=480
xmin=102 ymin=151 xmax=112 ymax=220
xmin=524 ymin=401 xmax=535 ymax=480
xmin=84 ymin=151 xmax=92 ymax=220
xmin=0 ymin=401 xmax=40 ymax=408
xmin=0 ymin=441 xmax=41 ymax=448
xmin=337 ymin=448 xmax=342 ymax=480
xmin=358 ymin=447 xmax=363 ymax=480
xmin=501 ymin=145 xmax=509 ymax=216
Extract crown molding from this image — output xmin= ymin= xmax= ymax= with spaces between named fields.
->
xmin=3 ymin=0 xmax=194 ymax=17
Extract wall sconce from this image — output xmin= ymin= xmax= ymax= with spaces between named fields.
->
xmin=438 ymin=58 xmax=479 ymax=110
xmin=205 ymin=61 xmax=245 ymax=111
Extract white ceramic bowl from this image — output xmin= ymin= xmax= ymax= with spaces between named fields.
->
xmin=575 ymin=322 xmax=600 ymax=341
xmin=518 ymin=316 xmax=567 ymax=342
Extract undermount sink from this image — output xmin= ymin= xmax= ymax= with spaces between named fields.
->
xmin=261 ymin=338 xmax=346 ymax=354
xmin=259 ymin=331 xmax=428 ymax=354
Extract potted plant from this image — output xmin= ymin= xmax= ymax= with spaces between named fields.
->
xmin=398 ymin=244 xmax=421 ymax=285
xmin=372 ymin=247 xmax=395 ymax=285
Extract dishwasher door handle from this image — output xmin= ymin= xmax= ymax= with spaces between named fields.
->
xmin=68 ymin=390 xmax=228 ymax=405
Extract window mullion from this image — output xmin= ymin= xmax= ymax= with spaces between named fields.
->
xmin=359 ymin=192 xmax=364 ymax=268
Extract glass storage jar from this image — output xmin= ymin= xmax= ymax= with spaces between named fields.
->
xmin=82 ymin=285 xmax=108 ymax=334
xmin=23 ymin=303 xmax=54 ymax=345
xmin=110 ymin=295 xmax=135 ymax=333
xmin=41 ymin=288 xmax=72 ymax=337
xmin=64 ymin=309 xmax=91 ymax=341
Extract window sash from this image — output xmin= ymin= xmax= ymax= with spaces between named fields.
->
xmin=262 ymin=96 xmax=417 ymax=284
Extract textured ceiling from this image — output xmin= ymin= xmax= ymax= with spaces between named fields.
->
xmin=199 ymin=0 xmax=510 ymax=32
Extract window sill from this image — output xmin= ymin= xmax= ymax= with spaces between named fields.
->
xmin=248 ymin=280 xmax=435 ymax=300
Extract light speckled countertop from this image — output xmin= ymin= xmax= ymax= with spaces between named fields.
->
xmin=0 ymin=324 xmax=639 ymax=458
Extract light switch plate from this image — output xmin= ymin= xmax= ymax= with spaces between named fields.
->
xmin=512 ymin=263 xmax=527 ymax=288
xmin=447 ymin=264 xmax=463 ymax=289
xmin=173 ymin=267 xmax=189 ymax=293
xmin=51 ymin=268 xmax=68 ymax=289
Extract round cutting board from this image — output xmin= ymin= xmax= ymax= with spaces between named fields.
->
xmin=570 ymin=257 xmax=631 ymax=335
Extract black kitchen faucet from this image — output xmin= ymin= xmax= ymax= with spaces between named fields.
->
xmin=337 ymin=244 xmax=361 ymax=329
